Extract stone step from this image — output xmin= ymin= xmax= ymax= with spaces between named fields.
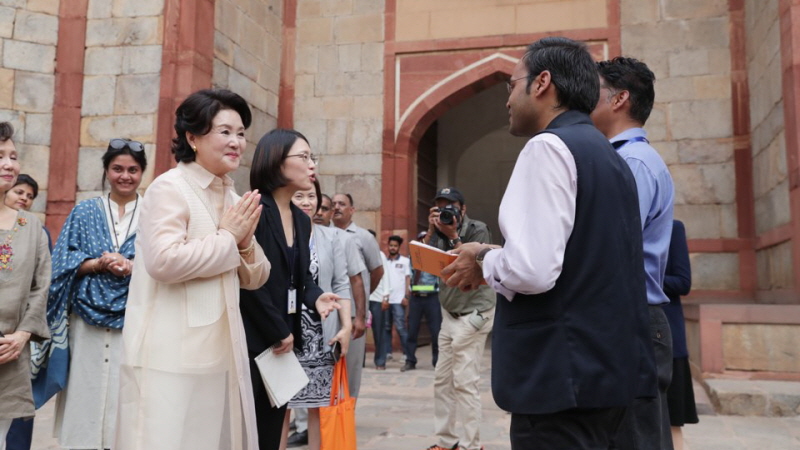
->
xmin=705 ymin=379 xmax=800 ymax=417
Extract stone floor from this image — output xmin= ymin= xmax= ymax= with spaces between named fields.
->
xmin=30 ymin=343 xmax=800 ymax=449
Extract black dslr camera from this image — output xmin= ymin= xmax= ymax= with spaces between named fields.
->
xmin=437 ymin=204 xmax=461 ymax=225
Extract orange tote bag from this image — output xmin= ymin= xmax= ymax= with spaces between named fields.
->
xmin=320 ymin=356 xmax=357 ymax=450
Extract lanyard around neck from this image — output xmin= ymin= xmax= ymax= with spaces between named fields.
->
xmin=108 ymin=194 xmax=138 ymax=251
xmin=612 ymin=135 xmax=649 ymax=150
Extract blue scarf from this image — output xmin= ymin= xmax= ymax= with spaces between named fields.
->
xmin=48 ymin=197 xmax=136 ymax=329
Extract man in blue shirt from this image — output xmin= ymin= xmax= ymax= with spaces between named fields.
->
xmin=591 ymin=56 xmax=676 ymax=450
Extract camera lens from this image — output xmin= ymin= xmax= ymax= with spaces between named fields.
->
xmin=439 ymin=209 xmax=454 ymax=225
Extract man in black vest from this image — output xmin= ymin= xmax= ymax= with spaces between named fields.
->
xmin=442 ymin=37 xmax=657 ymax=449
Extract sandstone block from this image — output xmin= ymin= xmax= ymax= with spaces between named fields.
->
xmin=314 ymin=72 xmax=382 ymax=97
xmin=673 ymin=204 xmax=721 ymax=239
xmin=215 ymin=32 xmax=235 ymax=65
xmin=77 ymin=146 xmax=106 ymax=191
xmin=754 ymin=180 xmax=790 ymax=235
xmin=337 ymin=174 xmax=381 ymax=210
xmin=88 ymin=0 xmax=113 ymax=18
xmin=0 ymin=67 xmax=13 ymax=109
xmin=334 ymin=14 xmax=382 ymax=43
xmin=229 ymin=165 xmax=249 ymax=194
xmin=654 ymin=76 xmax=696 ymax=104
xmin=513 ymin=0 xmax=606 ymax=36
xmin=81 ymin=75 xmax=116 ymax=116
xmin=689 ymin=252 xmax=739 ymax=290
xmin=316 ymin=174 xmax=336 ymax=194
xmin=264 ymin=35 xmax=281 ymax=67
xmin=0 ymin=0 xmax=23 ymax=7
xmin=351 ymin=95 xmax=382 ymax=120
xmin=0 ymin=110 xmax=22 ymax=135
xmin=3 ymin=40 xmax=56 ymax=73
xmin=298 ymin=17 xmax=333 ymax=45
xmin=295 ymin=74 xmax=316 ymax=97
xmin=723 ymin=324 xmax=800 ymax=373
xmin=112 ymin=0 xmax=164 ymax=18
xmin=256 ymin=64 xmax=279 ymax=94
xmin=84 ymin=46 xmax=124 ymax=75
xmin=266 ymin=91 xmax=278 ymax=117
xmin=23 ymin=113 xmax=51 ymax=146
xmin=321 ymin=0 xmax=352 ymax=16
xmin=239 ymin=17 xmax=266 ymax=61
xmin=756 ymin=241 xmax=793 ymax=291
xmin=227 ymin=69 xmax=254 ymax=104
xmin=677 ymin=138 xmax=734 ymax=164
xmin=325 ymin=119 xmax=348 ymax=155
xmin=0 ymin=7 xmax=15 ymax=39
xmin=86 ymin=16 xmax=161 ymax=47
xmin=347 ymin=118 xmax=382 ymax=154
xmin=653 ymin=140 xmax=678 ymax=165
xmin=322 ymin=153 xmax=381 ymax=175
xmin=25 ymin=0 xmax=60 ymax=15
xmin=360 ymin=42 xmax=383 ymax=71
xmin=13 ymin=71 xmax=54 ymax=112
xmin=686 ymin=17 xmax=730 ymax=49
xmin=353 ymin=0 xmax=383 ymax=14
xmin=298 ymin=0 xmax=322 ymax=17
xmin=293 ymin=118 xmax=327 ymax=153
xmin=80 ymin=114 xmax=155 ymax=147
xmin=247 ymin=0 xmax=268 ymax=26
xmin=317 ymin=44 xmax=340 ymax=73
xmin=620 ymin=0 xmax=658 ymax=25
xmin=114 ymin=74 xmax=160 ymax=114
xmin=395 ymin=11 xmax=430 ymax=42
xmin=693 ymin=74 xmax=731 ymax=100
xmin=350 ymin=210 xmax=377 ymax=232
xmin=13 ymin=10 xmax=58 ymax=45
xmin=250 ymin=83 xmax=268 ymax=113
xmin=122 ymin=45 xmax=162 ymax=74
xmin=662 ymin=0 xmax=727 ymax=20
xmin=296 ymin=45 xmax=319 ymax=74
xmin=752 ymin=136 xmax=787 ymax=198
xmin=216 ymin=0 xmax=241 ymax=41
xmin=213 ymin=58 xmax=230 ymax=87
xmin=751 ymin=102 xmax=784 ymax=157
xmin=644 ymin=104 xmax=668 ymax=141
xmin=671 ymin=163 xmax=736 ymax=204
xmin=321 ymin=96 xmax=354 ymax=119
xmin=294 ymin=96 xmax=323 ymax=121
xmin=233 ymin=45 xmax=259 ymax=81
xmin=338 ymin=44 xmax=361 ymax=72
xmin=669 ymin=49 xmax=711 ymax=78
xmin=670 ymin=99 xmax=732 ymax=140
xmin=720 ymin=203 xmax=738 ymax=239
xmin=16 ymin=143 xmax=49 ymax=187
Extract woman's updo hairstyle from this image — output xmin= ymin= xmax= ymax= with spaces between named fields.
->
xmin=171 ymin=89 xmax=252 ymax=163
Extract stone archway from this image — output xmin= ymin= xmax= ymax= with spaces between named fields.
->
xmin=381 ymin=52 xmax=521 ymax=239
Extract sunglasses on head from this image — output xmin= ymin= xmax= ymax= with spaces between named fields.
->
xmin=109 ymin=138 xmax=144 ymax=153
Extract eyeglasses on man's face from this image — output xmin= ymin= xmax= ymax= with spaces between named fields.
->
xmin=286 ymin=152 xmax=319 ymax=164
xmin=506 ymin=75 xmax=529 ymax=94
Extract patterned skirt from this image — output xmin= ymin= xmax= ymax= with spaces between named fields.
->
xmin=288 ymin=307 xmax=335 ymax=408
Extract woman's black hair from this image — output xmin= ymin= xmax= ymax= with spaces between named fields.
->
xmin=13 ymin=174 xmax=39 ymax=198
xmin=313 ymin=178 xmax=323 ymax=214
xmin=250 ymin=128 xmax=309 ymax=194
xmin=101 ymin=139 xmax=148 ymax=189
xmin=172 ymin=89 xmax=252 ymax=163
xmin=0 ymin=122 xmax=13 ymax=142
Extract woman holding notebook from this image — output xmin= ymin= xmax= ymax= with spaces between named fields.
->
xmin=240 ymin=128 xmax=342 ymax=450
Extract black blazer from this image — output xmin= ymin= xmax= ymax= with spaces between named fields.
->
xmin=240 ymin=193 xmax=323 ymax=355
xmin=662 ymin=220 xmax=692 ymax=358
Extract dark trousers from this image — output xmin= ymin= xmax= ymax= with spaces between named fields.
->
xmin=250 ymin=358 xmax=289 ymax=450
xmin=6 ymin=417 xmax=33 ymax=450
xmin=369 ymin=301 xmax=389 ymax=367
xmin=510 ymin=407 xmax=626 ymax=450
xmin=611 ymin=305 xmax=674 ymax=450
xmin=406 ymin=293 xmax=442 ymax=366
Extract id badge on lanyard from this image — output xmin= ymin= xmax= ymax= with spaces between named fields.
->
xmin=288 ymin=288 xmax=297 ymax=314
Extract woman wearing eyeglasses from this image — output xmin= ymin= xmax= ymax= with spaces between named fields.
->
xmin=241 ymin=129 xmax=342 ymax=450
xmin=45 ymin=137 xmax=147 ymax=449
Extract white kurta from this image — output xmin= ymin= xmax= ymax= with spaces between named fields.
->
xmin=115 ymin=162 xmax=270 ymax=450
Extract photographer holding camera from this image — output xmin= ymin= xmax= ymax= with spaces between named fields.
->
xmin=421 ymin=188 xmax=495 ymax=450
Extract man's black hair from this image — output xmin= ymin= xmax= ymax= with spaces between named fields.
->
xmin=596 ymin=56 xmax=656 ymax=125
xmin=388 ymin=235 xmax=403 ymax=245
xmin=522 ymin=37 xmax=599 ymax=115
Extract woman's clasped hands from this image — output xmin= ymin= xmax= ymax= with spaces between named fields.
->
xmin=220 ymin=190 xmax=262 ymax=250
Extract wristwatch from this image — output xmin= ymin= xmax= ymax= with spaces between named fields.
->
xmin=476 ymin=247 xmax=492 ymax=269
xmin=448 ymin=236 xmax=462 ymax=247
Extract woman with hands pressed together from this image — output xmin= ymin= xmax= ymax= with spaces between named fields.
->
xmin=114 ymin=89 xmax=270 ymax=450
xmin=46 ymin=136 xmax=147 ymax=449
xmin=0 ymin=122 xmax=51 ymax=446
xmin=240 ymin=129 xmax=341 ymax=450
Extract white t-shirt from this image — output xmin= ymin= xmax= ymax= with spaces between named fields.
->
xmin=386 ymin=254 xmax=411 ymax=304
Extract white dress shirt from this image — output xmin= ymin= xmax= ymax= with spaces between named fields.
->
xmin=482 ymin=133 xmax=578 ymax=301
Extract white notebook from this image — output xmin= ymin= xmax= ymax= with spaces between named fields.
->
xmin=254 ymin=346 xmax=310 ymax=408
